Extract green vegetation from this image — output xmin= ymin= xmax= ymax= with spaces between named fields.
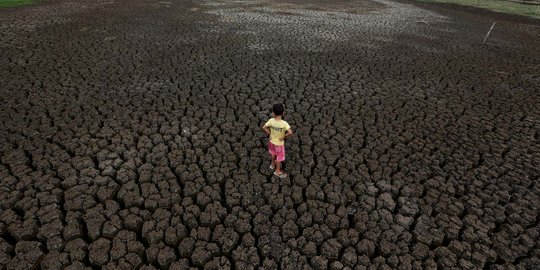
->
xmin=0 ymin=0 xmax=34 ymax=8
xmin=416 ymin=0 xmax=540 ymax=19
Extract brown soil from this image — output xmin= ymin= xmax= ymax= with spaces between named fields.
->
xmin=0 ymin=0 xmax=538 ymax=269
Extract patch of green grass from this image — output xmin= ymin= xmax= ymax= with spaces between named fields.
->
xmin=416 ymin=0 xmax=540 ymax=19
xmin=0 ymin=0 xmax=35 ymax=8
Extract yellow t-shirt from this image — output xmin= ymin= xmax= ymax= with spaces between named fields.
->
xmin=264 ymin=118 xmax=290 ymax=146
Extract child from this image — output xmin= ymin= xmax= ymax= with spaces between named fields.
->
xmin=261 ymin=104 xmax=293 ymax=178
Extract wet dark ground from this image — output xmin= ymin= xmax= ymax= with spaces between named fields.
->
xmin=0 ymin=0 xmax=539 ymax=269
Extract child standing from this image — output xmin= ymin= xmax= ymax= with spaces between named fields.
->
xmin=262 ymin=104 xmax=293 ymax=178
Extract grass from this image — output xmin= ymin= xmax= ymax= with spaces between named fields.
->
xmin=0 ymin=0 xmax=34 ymax=8
xmin=416 ymin=0 xmax=540 ymax=19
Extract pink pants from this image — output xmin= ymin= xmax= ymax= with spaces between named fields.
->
xmin=268 ymin=142 xmax=286 ymax=162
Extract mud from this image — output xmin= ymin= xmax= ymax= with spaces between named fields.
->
xmin=0 ymin=0 xmax=539 ymax=269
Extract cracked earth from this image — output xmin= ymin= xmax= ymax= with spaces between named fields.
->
xmin=0 ymin=0 xmax=539 ymax=269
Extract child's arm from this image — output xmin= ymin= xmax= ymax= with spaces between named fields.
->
xmin=261 ymin=124 xmax=271 ymax=136
xmin=281 ymin=128 xmax=293 ymax=141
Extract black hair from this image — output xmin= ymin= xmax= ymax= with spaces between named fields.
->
xmin=272 ymin=104 xmax=284 ymax=116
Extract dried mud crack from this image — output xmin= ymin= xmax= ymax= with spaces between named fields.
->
xmin=0 ymin=0 xmax=539 ymax=269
